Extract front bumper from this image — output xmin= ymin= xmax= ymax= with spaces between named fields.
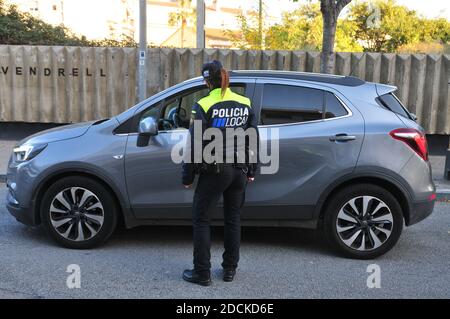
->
xmin=6 ymin=202 xmax=37 ymax=226
xmin=407 ymin=198 xmax=435 ymax=226
xmin=5 ymin=150 xmax=40 ymax=226
xmin=5 ymin=182 xmax=37 ymax=226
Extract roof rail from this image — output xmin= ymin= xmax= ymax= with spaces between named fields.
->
xmin=229 ymin=70 xmax=365 ymax=87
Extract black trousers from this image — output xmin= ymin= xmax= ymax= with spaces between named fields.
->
xmin=192 ymin=165 xmax=247 ymax=272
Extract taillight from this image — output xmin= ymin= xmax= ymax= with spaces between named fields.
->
xmin=389 ymin=128 xmax=429 ymax=161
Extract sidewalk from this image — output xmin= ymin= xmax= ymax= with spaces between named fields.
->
xmin=0 ymin=140 xmax=16 ymax=182
xmin=430 ymin=155 xmax=450 ymax=201
xmin=0 ymin=139 xmax=449 ymax=200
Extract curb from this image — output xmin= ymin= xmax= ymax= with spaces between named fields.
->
xmin=436 ymin=191 xmax=450 ymax=202
xmin=434 ymin=180 xmax=450 ymax=202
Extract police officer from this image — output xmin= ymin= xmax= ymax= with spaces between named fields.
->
xmin=182 ymin=60 xmax=259 ymax=286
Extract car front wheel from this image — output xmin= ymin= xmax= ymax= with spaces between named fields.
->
xmin=324 ymin=184 xmax=403 ymax=259
xmin=40 ymin=176 xmax=118 ymax=249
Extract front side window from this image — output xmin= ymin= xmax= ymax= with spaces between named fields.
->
xmin=139 ymin=87 xmax=210 ymax=131
xmin=139 ymin=84 xmax=247 ymax=131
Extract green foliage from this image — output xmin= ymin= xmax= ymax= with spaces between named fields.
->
xmin=267 ymin=2 xmax=323 ymax=50
xmin=228 ymin=1 xmax=361 ymax=52
xmin=0 ymin=0 xmax=136 ymax=47
xmin=349 ymin=0 xmax=416 ymax=52
xmin=335 ymin=18 xmax=364 ymax=52
xmin=347 ymin=0 xmax=450 ymax=52
xmin=225 ymin=12 xmax=263 ymax=50
xmin=229 ymin=0 xmax=450 ymax=53
xmin=89 ymin=35 xmax=137 ymax=48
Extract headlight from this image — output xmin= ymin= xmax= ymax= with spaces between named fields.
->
xmin=13 ymin=143 xmax=47 ymax=162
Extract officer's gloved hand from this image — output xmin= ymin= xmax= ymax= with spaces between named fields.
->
xmin=182 ymin=175 xmax=194 ymax=188
xmin=247 ymin=169 xmax=255 ymax=183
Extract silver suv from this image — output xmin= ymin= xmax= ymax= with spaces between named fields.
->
xmin=5 ymin=71 xmax=436 ymax=259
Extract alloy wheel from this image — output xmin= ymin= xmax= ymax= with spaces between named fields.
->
xmin=336 ymin=196 xmax=393 ymax=251
xmin=49 ymin=187 xmax=105 ymax=241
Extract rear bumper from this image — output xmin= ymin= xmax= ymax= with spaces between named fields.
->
xmin=407 ymin=199 xmax=435 ymax=226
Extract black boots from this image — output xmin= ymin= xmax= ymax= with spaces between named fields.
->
xmin=182 ymin=269 xmax=237 ymax=285
xmin=182 ymin=269 xmax=212 ymax=286
xmin=223 ymin=269 xmax=236 ymax=282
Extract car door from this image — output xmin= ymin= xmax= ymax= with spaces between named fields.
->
xmin=242 ymin=79 xmax=364 ymax=220
xmin=124 ymin=79 xmax=255 ymax=219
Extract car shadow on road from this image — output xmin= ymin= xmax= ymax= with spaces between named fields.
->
xmin=111 ymin=225 xmax=336 ymax=258
xmin=4 ymin=212 xmax=336 ymax=257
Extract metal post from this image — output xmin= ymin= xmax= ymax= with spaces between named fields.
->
xmin=138 ymin=0 xmax=147 ymax=102
xmin=60 ymin=0 xmax=64 ymax=24
xmin=446 ymin=137 xmax=450 ymax=180
xmin=258 ymin=0 xmax=263 ymax=49
xmin=196 ymin=0 xmax=205 ymax=48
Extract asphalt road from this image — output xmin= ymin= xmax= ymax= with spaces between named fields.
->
xmin=0 ymin=184 xmax=449 ymax=299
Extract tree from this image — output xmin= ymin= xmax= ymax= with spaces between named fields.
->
xmin=280 ymin=0 xmax=352 ymax=72
xmin=348 ymin=0 xmax=419 ymax=52
xmin=347 ymin=0 xmax=450 ymax=53
xmin=0 ymin=0 xmax=88 ymax=45
xmin=228 ymin=1 xmax=361 ymax=52
xmin=0 ymin=0 xmax=136 ymax=47
xmin=225 ymin=1 xmax=266 ymax=50
xmin=225 ymin=13 xmax=262 ymax=50
xmin=319 ymin=0 xmax=352 ymax=73
xmin=168 ymin=0 xmax=196 ymax=48
xmin=266 ymin=1 xmax=323 ymax=50
xmin=228 ymin=0 xmax=448 ymax=56
xmin=421 ymin=18 xmax=450 ymax=44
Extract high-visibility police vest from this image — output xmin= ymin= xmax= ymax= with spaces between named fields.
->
xmin=191 ymin=88 xmax=254 ymax=129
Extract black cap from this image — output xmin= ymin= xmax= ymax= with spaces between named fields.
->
xmin=201 ymin=60 xmax=223 ymax=80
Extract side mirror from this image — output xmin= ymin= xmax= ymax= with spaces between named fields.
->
xmin=139 ymin=117 xmax=158 ymax=136
xmin=410 ymin=113 xmax=418 ymax=122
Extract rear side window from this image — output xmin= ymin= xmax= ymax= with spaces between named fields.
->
xmin=377 ymin=93 xmax=410 ymax=119
xmin=325 ymin=92 xmax=348 ymax=118
xmin=260 ymin=84 xmax=348 ymax=125
xmin=261 ymin=84 xmax=324 ymax=125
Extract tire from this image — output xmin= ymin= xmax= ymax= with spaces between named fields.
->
xmin=40 ymin=176 xmax=118 ymax=249
xmin=323 ymin=183 xmax=403 ymax=259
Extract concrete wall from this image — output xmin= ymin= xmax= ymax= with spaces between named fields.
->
xmin=1 ymin=46 xmax=449 ymax=134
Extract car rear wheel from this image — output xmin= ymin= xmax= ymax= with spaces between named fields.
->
xmin=323 ymin=184 xmax=403 ymax=259
xmin=40 ymin=176 xmax=118 ymax=249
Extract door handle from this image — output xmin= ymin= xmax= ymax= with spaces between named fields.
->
xmin=330 ymin=134 xmax=356 ymax=142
